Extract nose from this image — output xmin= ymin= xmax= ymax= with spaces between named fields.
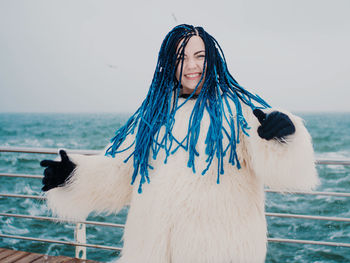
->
xmin=185 ymin=57 xmax=197 ymax=70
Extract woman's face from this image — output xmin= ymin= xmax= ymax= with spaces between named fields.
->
xmin=175 ymin=36 xmax=206 ymax=95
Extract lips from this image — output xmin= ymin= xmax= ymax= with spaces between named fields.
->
xmin=184 ymin=73 xmax=201 ymax=80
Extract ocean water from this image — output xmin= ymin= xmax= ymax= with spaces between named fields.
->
xmin=0 ymin=112 xmax=349 ymax=262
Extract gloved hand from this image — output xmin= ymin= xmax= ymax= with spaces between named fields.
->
xmin=253 ymin=109 xmax=295 ymax=142
xmin=40 ymin=150 xmax=76 ymax=192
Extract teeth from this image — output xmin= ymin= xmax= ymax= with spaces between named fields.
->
xmin=186 ymin=73 xmax=200 ymax=78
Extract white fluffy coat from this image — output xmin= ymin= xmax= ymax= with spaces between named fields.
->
xmin=45 ymin=99 xmax=319 ymax=263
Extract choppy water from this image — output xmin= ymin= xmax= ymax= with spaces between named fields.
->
xmin=0 ymin=112 xmax=349 ymax=262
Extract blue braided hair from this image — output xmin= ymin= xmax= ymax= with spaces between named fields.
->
xmin=106 ymin=24 xmax=270 ymax=193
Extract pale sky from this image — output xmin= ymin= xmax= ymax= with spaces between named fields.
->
xmin=1 ymin=0 xmax=349 ymax=113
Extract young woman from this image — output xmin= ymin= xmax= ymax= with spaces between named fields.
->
xmin=41 ymin=24 xmax=319 ymax=262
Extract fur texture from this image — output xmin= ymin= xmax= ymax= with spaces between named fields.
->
xmin=244 ymin=107 xmax=319 ymax=191
xmin=45 ymin=99 xmax=318 ymax=262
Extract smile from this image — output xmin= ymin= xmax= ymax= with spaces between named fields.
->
xmin=184 ymin=73 xmax=201 ymax=79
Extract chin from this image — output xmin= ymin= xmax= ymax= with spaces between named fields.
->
xmin=183 ymin=85 xmax=202 ymax=94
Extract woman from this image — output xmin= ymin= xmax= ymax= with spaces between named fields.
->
xmin=41 ymin=24 xmax=319 ymax=262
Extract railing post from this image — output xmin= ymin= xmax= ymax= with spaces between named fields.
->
xmin=75 ymin=223 xmax=87 ymax=259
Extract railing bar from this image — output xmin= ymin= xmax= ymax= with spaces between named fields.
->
xmin=268 ymin=237 xmax=350 ymax=248
xmin=2 ymin=174 xmax=350 ymax=197
xmin=265 ymin=189 xmax=350 ymax=197
xmin=1 ymin=233 xmax=349 ymax=250
xmin=2 ymin=211 xmax=349 ymax=226
xmin=81 ymin=220 xmax=125 ymax=228
xmin=266 ymin=212 xmax=350 ymax=222
xmin=0 ymin=213 xmax=124 ymax=228
xmin=2 ymin=190 xmax=350 ymax=202
xmin=316 ymin=160 xmax=350 ymax=165
xmin=1 ymin=146 xmax=350 ymax=165
xmin=0 ymin=146 xmax=100 ymax=155
xmin=0 ymin=173 xmax=43 ymax=179
xmin=0 ymin=193 xmax=45 ymax=200
xmin=0 ymin=234 xmax=122 ymax=251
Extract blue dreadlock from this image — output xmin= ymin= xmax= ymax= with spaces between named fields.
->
xmin=106 ymin=24 xmax=270 ymax=193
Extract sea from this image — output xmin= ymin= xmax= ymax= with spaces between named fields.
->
xmin=0 ymin=112 xmax=349 ymax=262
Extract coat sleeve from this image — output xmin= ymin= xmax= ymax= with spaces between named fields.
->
xmin=243 ymin=107 xmax=319 ymax=191
xmin=45 ymin=137 xmax=135 ymax=221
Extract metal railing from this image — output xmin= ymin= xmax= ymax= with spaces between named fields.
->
xmin=1 ymin=146 xmax=350 ymax=260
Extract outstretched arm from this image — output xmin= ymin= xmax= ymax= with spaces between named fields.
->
xmin=244 ymin=107 xmax=319 ymax=191
xmin=41 ymin=144 xmax=134 ymax=221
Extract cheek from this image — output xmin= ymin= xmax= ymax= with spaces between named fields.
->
xmin=175 ymin=63 xmax=183 ymax=81
xmin=201 ymin=61 xmax=206 ymax=72
xmin=201 ymin=62 xmax=207 ymax=77
xmin=175 ymin=66 xmax=180 ymax=81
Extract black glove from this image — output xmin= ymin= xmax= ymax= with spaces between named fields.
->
xmin=40 ymin=150 xmax=76 ymax=192
xmin=253 ymin=109 xmax=295 ymax=141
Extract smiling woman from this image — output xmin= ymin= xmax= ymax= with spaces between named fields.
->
xmin=40 ymin=24 xmax=318 ymax=263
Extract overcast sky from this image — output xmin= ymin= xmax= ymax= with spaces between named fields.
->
xmin=1 ymin=0 xmax=349 ymax=113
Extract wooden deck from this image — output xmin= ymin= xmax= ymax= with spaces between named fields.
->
xmin=0 ymin=248 xmax=100 ymax=263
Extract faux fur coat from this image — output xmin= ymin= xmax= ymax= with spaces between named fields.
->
xmin=45 ymin=98 xmax=319 ymax=263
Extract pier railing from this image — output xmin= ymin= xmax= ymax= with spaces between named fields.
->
xmin=1 ymin=146 xmax=350 ymax=260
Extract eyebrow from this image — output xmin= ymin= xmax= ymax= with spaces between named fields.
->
xmin=194 ymin=50 xmax=205 ymax=55
xmin=178 ymin=50 xmax=205 ymax=59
